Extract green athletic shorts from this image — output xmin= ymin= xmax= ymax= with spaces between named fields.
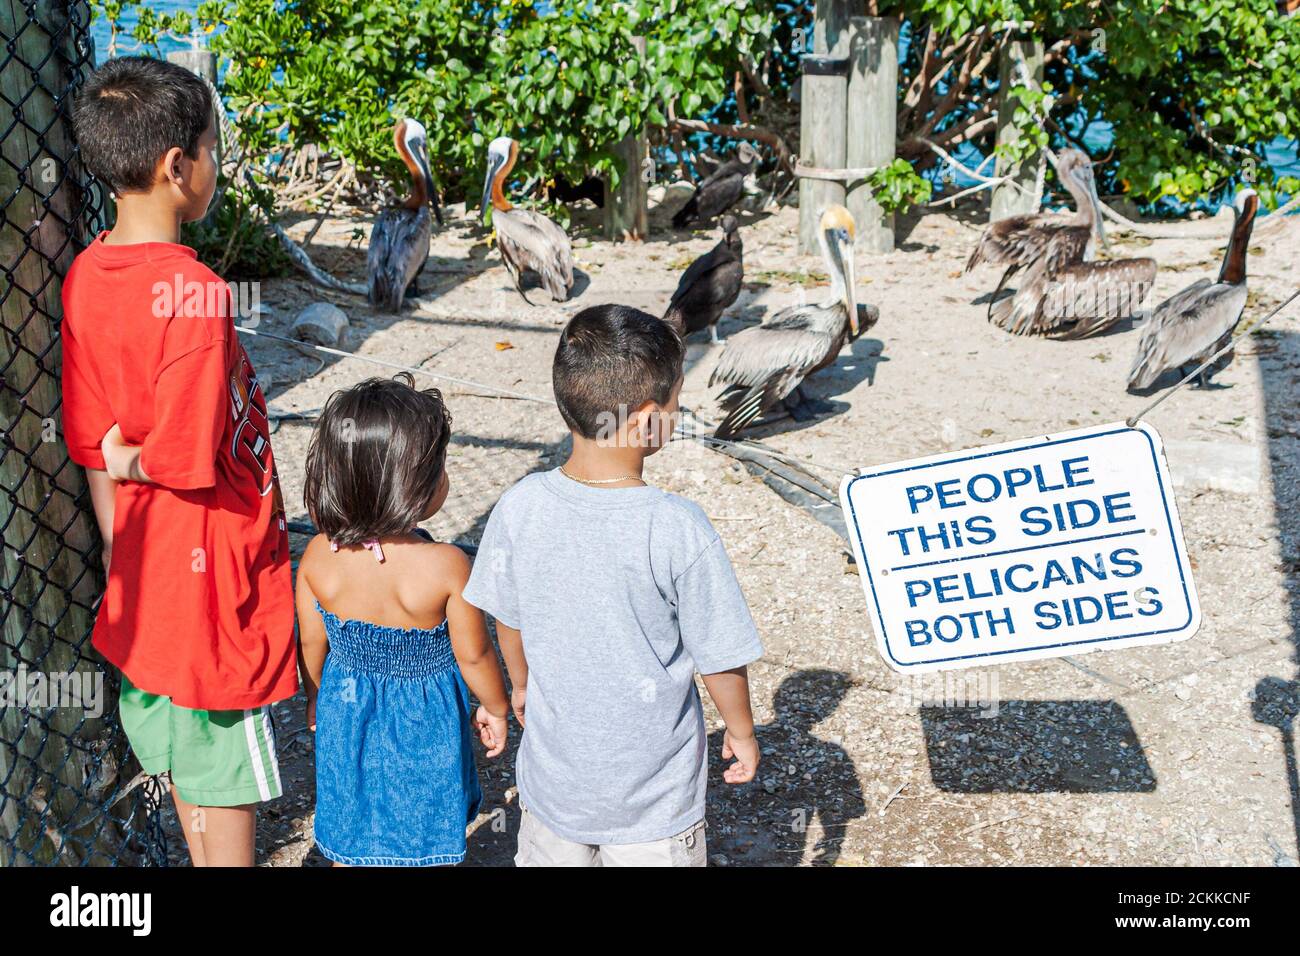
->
xmin=117 ymin=675 xmax=283 ymax=807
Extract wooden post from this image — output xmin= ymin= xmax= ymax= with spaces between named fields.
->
xmin=0 ymin=0 xmax=132 ymax=865
xmin=603 ymin=37 xmax=648 ymax=241
xmin=167 ymin=48 xmax=220 ymax=169
xmin=846 ymin=16 xmax=898 ymax=254
xmin=798 ymin=0 xmax=851 ymax=254
xmin=989 ymin=35 xmax=1044 ymax=221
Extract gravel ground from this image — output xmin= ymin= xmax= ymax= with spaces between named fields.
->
xmin=169 ymin=193 xmax=1299 ymax=867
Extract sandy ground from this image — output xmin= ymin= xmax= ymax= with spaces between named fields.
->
xmin=170 ymin=192 xmax=1300 ymax=867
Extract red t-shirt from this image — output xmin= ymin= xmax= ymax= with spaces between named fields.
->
xmin=60 ymin=234 xmax=297 ymax=711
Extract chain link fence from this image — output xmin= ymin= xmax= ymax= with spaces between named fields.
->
xmin=1 ymin=0 xmax=167 ymax=866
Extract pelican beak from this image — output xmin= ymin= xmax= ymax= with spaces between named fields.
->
xmin=827 ymin=226 xmax=858 ymax=336
xmin=414 ymin=141 xmax=442 ymax=226
xmin=481 ymin=154 xmax=502 ymax=225
xmin=1085 ymin=168 xmax=1111 ymax=253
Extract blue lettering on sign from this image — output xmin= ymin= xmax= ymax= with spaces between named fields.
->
xmin=844 ymin=427 xmax=1196 ymax=669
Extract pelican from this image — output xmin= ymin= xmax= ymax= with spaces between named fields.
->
xmin=672 ymin=143 xmax=759 ymax=229
xmin=663 ymin=214 xmax=743 ymax=345
xmin=709 ymin=205 xmax=861 ymax=438
xmin=966 ymin=148 xmax=1155 ymax=337
xmin=367 ymin=118 xmax=440 ymax=311
xmin=482 ymin=136 xmax=574 ymax=304
xmin=1128 ymin=188 xmax=1259 ymax=391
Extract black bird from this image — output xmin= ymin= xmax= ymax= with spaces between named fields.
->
xmin=1128 ymin=188 xmax=1259 ymax=390
xmin=663 ymin=214 xmax=743 ymax=344
xmin=538 ymin=173 xmax=605 ymax=208
xmin=671 ymin=143 xmax=759 ymax=229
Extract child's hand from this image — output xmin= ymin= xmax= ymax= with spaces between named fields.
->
xmin=101 ymin=424 xmax=148 ymax=482
xmin=511 ymin=685 xmax=527 ymax=728
xmin=475 ymin=705 xmax=508 ymax=758
xmin=721 ymin=729 xmax=760 ymax=784
xmin=305 ymin=694 xmax=317 ymax=733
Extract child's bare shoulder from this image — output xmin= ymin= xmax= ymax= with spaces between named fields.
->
xmin=412 ymin=539 xmax=472 ymax=583
xmin=297 ymin=533 xmax=333 ymax=575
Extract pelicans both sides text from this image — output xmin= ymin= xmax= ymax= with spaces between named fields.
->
xmin=840 ymin=422 xmax=1201 ymax=673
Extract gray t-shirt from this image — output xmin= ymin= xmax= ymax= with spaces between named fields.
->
xmin=463 ymin=468 xmax=763 ymax=844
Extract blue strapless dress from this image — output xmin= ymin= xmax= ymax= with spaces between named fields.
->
xmin=312 ymin=602 xmax=482 ymax=866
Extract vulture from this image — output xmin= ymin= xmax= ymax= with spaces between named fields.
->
xmin=663 ymin=214 xmax=743 ymax=344
xmin=672 ymin=143 xmax=759 ymax=229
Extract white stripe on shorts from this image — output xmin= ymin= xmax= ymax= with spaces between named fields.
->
xmin=261 ymin=707 xmax=282 ymax=794
xmin=243 ymin=708 xmax=272 ymax=801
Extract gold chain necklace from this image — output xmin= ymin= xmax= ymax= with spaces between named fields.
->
xmin=560 ymin=465 xmax=645 ymax=486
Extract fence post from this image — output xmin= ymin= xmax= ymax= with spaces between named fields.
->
xmin=167 ymin=48 xmax=220 ymax=168
xmin=1 ymin=0 xmax=156 ymax=865
xmin=989 ymin=33 xmax=1044 ymax=221
xmin=798 ymin=0 xmax=851 ymax=254
xmin=603 ymin=36 xmax=648 ymax=241
xmin=846 ymin=15 xmax=898 ymax=254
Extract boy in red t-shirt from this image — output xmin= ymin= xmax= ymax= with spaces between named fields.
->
xmin=62 ymin=56 xmax=297 ymax=866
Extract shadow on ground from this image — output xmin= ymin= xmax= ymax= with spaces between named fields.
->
xmin=920 ymin=699 xmax=1155 ymax=793
xmin=1255 ymin=327 xmax=1300 ymax=861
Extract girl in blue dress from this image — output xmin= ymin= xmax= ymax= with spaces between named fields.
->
xmin=297 ymin=375 xmax=510 ymax=866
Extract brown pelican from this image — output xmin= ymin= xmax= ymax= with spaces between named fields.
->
xmin=1128 ymin=188 xmax=1259 ymax=391
xmin=672 ymin=143 xmax=759 ymax=229
xmin=709 ymin=205 xmax=860 ymax=438
xmin=663 ymin=214 xmax=743 ymax=345
xmin=367 ymin=118 xmax=440 ymax=311
xmin=482 ymin=136 xmax=574 ymax=304
xmin=966 ymin=148 xmax=1155 ymax=337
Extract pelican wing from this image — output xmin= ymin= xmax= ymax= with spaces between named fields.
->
xmin=495 ymin=207 xmax=574 ymax=301
xmin=1047 ymin=257 xmax=1157 ymax=339
xmin=709 ymin=320 xmax=838 ymax=390
xmin=968 ymin=218 xmax=1091 ymax=273
xmin=367 ymin=205 xmax=432 ymax=311
xmin=1127 ymin=279 xmax=1246 ymax=389
xmin=989 ymin=255 xmax=1053 ymax=335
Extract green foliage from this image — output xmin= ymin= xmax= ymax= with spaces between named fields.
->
xmin=867 ymin=158 xmax=932 ymax=214
xmin=901 ymin=0 xmax=1300 ymax=208
xmin=133 ymin=0 xmax=777 ymax=205
xmin=183 ymin=175 xmax=291 ymax=280
xmin=92 ymin=0 xmax=1300 ymax=220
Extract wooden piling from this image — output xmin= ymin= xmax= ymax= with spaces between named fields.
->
xmin=846 ymin=16 xmax=898 ymax=254
xmin=167 ymin=48 xmax=221 ymax=169
xmin=603 ymin=37 xmax=648 ymax=241
xmin=989 ymin=35 xmax=1044 ymax=222
xmin=798 ymin=0 xmax=851 ymax=254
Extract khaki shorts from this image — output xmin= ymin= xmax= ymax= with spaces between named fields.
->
xmin=514 ymin=806 xmax=707 ymax=867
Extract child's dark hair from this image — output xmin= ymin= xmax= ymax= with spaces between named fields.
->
xmin=72 ymin=56 xmax=213 ymax=193
xmin=553 ymin=305 xmax=684 ymax=439
xmin=304 ymin=375 xmax=452 ymax=546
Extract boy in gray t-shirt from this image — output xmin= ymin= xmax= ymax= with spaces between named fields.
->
xmin=464 ymin=305 xmax=762 ymax=866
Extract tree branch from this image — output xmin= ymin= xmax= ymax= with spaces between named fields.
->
xmin=664 ymin=116 xmax=795 ymax=174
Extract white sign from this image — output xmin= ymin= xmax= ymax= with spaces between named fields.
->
xmin=840 ymin=422 xmax=1200 ymax=673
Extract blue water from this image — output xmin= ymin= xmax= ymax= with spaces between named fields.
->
xmin=92 ymin=3 xmax=1298 ymax=214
